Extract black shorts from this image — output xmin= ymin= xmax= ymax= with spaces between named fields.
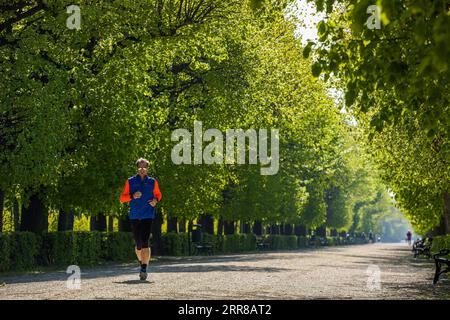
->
xmin=130 ymin=219 xmax=153 ymax=250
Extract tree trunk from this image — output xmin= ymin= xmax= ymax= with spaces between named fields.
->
xmin=108 ymin=216 xmax=114 ymax=232
xmin=167 ymin=216 xmax=178 ymax=233
xmin=240 ymin=220 xmax=251 ymax=234
xmin=443 ymin=190 xmax=450 ymax=234
xmin=119 ymin=215 xmax=132 ymax=232
xmin=223 ymin=220 xmax=235 ymax=235
xmin=57 ymin=209 xmax=74 ymax=231
xmin=20 ymin=191 xmax=48 ymax=233
xmin=90 ymin=213 xmax=107 ymax=231
xmin=294 ymin=225 xmax=307 ymax=236
xmin=151 ymin=209 xmax=163 ymax=255
xmin=188 ymin=220 xmax=193 ymax=255
xmin=178 ymin=218 xmax=186 ymax=233
xmin=427 ymin=222 xmax=444 ymax=237
xmin=252 ymin=220 xmax=262 ymax=236
xmin=0 ymin=190 xmax=3 ymax=233
xmin=13 ymin=199 xmax=19 ymax=231
xmin=199 ymin=214 xmax=214 ymax=235
xmin=217 ymin=217 xmax=224 ymax=235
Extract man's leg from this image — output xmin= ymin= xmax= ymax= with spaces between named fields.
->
xmin=131 ymin=219 xmax=142 ymax=264
xmin=141 ymin=247 xmax=150 ymax=265
xmin=139 ymin=219 xmax=153 ymax=278
xmin=135 ymin=247 xmax=142 ymax=263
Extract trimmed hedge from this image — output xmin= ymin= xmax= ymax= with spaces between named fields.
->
xmin=297 ymin=236 xmax=309 ymax=248
xmin=11 ymin=232 xmax=40 ymax=270
xmin=0 ymin=231 xmax=371 ymax=273
xmin=0 ymin=233 xmax=12 ymax=272
xmin=161 ymin=232 xmax=189 ymax=256
xmin=268 ymin=235 xmax=298 ymax=250
xmin=159 ymin=233 xmax=258 ymax=255
xmin=103 ymin=232 xmax=135 ymax=262
xmin=217 ymin=234 xmax=257 ymax=253
xmin=0 ymin=232 xmax=135 ymax=272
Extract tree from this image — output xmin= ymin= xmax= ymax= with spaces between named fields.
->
xmin=306 ymin=0 xmax=450 ymax=234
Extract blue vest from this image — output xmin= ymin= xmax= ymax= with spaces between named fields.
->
xmin=128 ymin=175 xmax=157 ymax=220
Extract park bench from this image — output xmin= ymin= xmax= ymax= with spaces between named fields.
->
xmin=412 ymin=238 xmax=433 ymax=258
xmin=193 ymin=241 xmax=214 ymax=255
xmin=191 ymin=225 xmax=214 ymax=256
xmin=433 ymin=249 xmax=450 ymax=284
xmin=309 ymin=235 xmax=327 ymax=247
xmin=256 ymin=237 xmax=271 ymax=250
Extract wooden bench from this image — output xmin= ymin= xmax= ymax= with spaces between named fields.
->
xmin=412 ymin=237 xmax=433 ymax=259
xmin=256 ymin=237 xmax=271 ymax=250
xmin=191 ymin=225 xmax=214 ymax=256
xmin=309 ymin=235 xmax=327 ymax=247
xmin=433 ymin=249 xmax=450 ymax=284
xmin=193 ymin=242 xmax=214 ymax=256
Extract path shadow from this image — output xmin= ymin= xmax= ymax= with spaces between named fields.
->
xmin=0 ymin=262 xmax=291 ymax=285
xmin=113 ymin=280 xmax=155 ymax=285
xmin=0 ymin=244 xmax=425 ymax=288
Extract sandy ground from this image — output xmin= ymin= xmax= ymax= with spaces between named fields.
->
xmin=0 ymin=243 xmax=449 ymax=300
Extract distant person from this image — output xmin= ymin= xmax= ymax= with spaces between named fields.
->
xmin=406 ymin=230 xmax=412 ymax=245
xmin=120 ymin=158 xmax=162 ymax=281
xmin=368 ymin=232 xmax=373 ymax=243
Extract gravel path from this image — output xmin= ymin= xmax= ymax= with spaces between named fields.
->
xmin=0 ymin=243 xmax=449 ymax=299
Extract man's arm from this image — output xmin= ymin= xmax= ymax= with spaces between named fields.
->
xmin=153 ymin=180 xmax=162 ymax=202
xmin=119 ymin=180 xmax=133 ymax=203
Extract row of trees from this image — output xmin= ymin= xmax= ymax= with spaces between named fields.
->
xmin=306 ymin=0 xmax=450 ymax=235
xmin=0 ymin=0 xmax=397 ymax=250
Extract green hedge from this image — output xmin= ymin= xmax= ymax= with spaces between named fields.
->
xmin=220 ymin=234 xmax=257 ymax=253
xmin=161 ymin=232 xmax=189 ymax=256
xmin=0 ymin=231 xmax=135 ymax=272
xmin=0 ymin=232 xmax=40 ymax=271
xmin=268 ymin=235 xmax=298 ymax=250
xmin=0 ymin=233 xmax=12 ymax=272
xmin=0 ymin=231 xmax=372 ymax=273
xmin=298 ymin=236 xmax=309 ymax=248
xmin=160 ymin=233 xmax=257 ymax=255
xmin=103 ymin=232 xmax=135 ymax=262
xmin=12 ymin=232 xmax=40 ymax=270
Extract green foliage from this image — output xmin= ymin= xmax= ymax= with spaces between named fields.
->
xmin=161 ymin=232 xmax=190 ymax=256
xmin=269 ymin=235 xmax=298 ymax=250
xmin=0 ymin=234 xmax=12 ymax=272
xmin=0 ymin=0 xmax=400 ymax=241
xmin=11 ymin=232 xmax=40 ymax=270
xmin=74 ymin=232 xmax=102 ymax=265
xmin=210 ymin=234 xmax=255 ymax=253
xmin=297 ymin=236 xmax=309 ymax=248
xmin=0 ymin=231 xmax=135 ymax=272
xmin=102 ymin=232 xmax=135 ymax=262
xmin=431 ymin=235 xmax=450 ymax=254
xmin=40 ymin=232 xmax=75 ymax=266
xmin=309 ymin=0 xmax=450 ymax=234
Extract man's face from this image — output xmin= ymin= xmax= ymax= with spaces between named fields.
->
xmin=137 ymin=162 xmax=148 ymax=177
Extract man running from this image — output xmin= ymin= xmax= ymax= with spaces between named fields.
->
xmin=120 ymin=158 xmax=162 ymax=281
